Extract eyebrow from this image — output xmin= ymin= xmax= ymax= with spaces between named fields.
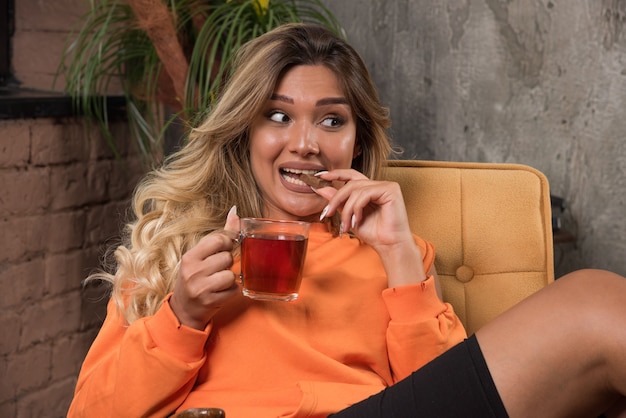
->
xmin=270 ymin=94 xmax=349 ymax=106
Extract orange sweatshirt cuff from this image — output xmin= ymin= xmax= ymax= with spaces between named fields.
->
xmin=144 ymin=295 xmax=210 ymax=363
xmin=382 ymin=276 xmax=447 ymax=322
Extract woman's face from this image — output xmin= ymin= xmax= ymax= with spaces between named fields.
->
xmin=249 ymin=64 xmax=359 ymax=221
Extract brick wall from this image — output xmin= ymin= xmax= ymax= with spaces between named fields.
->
xmin=0 ymin=117 xmax=143 ymax=417
xmin=12 ymin=0 xmax=89 ymax=91
xmin=1 ymin=1 xmax=147 ymax=415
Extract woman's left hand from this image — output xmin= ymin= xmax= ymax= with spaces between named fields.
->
xmin=314 ymin=169 xmax=414 ymax=253
xmin=315 ymin=169 xmax=429 ymax=288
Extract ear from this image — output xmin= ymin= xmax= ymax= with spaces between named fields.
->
xmin=353 ymin=142 xmax=362 ymax=160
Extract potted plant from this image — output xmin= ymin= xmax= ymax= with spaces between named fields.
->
xmin=58 ymin=0 xmax=343 ymax=165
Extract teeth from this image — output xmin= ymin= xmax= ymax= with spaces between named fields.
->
xmin=282 ymin=168 xmax=319 ymax=175
xmin=284 ymin=176 xmax=307 ymax=185
xmin=281 ymin=168 xmax=320 ymax=186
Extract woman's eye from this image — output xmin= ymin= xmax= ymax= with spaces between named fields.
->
xmin=320 ymin=116 xmax=344 ymax=128
xmin=268 ymin=111 xmax=290 ymax=123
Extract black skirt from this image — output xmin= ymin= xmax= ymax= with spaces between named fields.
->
xmin=329 ymin=334 xmax=508 ymax=418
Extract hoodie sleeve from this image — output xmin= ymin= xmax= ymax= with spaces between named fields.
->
xmin=382 ymin=236 xmax=467 ymax=381
xmin=67 ymin=295 xmax=211 ymax=418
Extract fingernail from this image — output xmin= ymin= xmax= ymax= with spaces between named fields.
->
xmin=319 ymin=205 xmax=329 ymax=221
xmin=339 ymin=222 xmax=344 ymax=238
xmin=228 ymin=205 xmax=237 ymax=217
xmin=314 ymin=171 xmax=329 ymax=177
xmin=351 ymin=214 xmax=356 ymax=229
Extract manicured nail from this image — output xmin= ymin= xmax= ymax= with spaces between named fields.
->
xmin=319 ymin=205 xmax=329 ymax=221
xmin=339 ymin=222 xmax=344 ymax=238
xmin=351 ymin=214 xmax=356 ymax=230
xmin=228 ymin=205 xmax=237 ymax=217
xmin=314 ymin=170 xmax=329 ymax=177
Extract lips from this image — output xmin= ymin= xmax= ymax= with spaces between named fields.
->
xmin=280 ymin=167 xmax=322 ymax=187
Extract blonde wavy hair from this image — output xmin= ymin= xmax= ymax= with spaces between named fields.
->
xmin=93 ymin=23 xmax=394 ymax=324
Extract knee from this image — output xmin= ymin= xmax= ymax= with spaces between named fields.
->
xmin=558 ymin=269 xmax=626 ymax=294
xmin=556 ymin=268 xmax=626 ymax=333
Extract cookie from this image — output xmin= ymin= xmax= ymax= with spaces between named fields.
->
xmin=300 ymin=173 xmax=333 ymax=188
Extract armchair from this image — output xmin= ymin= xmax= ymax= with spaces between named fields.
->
xmin=384 ymin=160 xmax=555 ymax=335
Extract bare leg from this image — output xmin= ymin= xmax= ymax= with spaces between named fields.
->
xmin=477 ymin=269 xmax=626 ymax=418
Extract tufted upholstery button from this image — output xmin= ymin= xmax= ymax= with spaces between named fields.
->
xmin=455 ymin=265 xmax=474 ymax=283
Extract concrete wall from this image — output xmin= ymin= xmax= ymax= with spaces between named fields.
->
xmin=321 ymin=0 xmax=626 ymax=277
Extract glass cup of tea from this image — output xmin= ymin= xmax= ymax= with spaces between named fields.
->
xmin=239 ymin=218 xmax=310 ymax=301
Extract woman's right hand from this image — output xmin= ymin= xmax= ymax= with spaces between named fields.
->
xmin=169 ymin=206 xmax=241 ymax=330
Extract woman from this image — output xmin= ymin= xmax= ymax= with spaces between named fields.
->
xmin=68 ymin=23 xmax=626 ymax=417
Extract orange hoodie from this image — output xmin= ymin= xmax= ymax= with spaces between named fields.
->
xmin=68 ymin=223 xmax=466 ymax=417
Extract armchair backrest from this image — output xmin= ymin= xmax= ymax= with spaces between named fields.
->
xmin=384 ymin=160 xmax=555 ymax=335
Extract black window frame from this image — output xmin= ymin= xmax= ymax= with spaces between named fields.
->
xmin=0 ymin=0 xmax=13 ymax=86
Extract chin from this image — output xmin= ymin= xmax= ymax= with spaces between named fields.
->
xmin=283 ymin=206 xmax=323 ymax=221
xmin=279 ymin=198 xmax=325 ymax=219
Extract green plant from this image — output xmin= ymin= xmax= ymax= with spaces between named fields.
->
xmin=59 ymin=0 xmax=343 ymax=165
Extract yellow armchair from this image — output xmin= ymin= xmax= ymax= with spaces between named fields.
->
xmin=384 ymin=160 xmax=555 ymax=335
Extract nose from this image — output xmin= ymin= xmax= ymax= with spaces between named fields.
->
xmin=288 ymin=122 xmax=319 ymax=156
